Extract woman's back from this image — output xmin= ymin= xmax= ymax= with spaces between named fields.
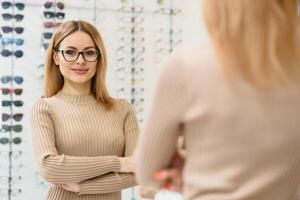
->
xmin=180 ymin=43 xmax=300 ymax=200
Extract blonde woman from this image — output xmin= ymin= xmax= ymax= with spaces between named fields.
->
xmin=135 ymin=0 xmax=300 ymax=199
xmin=30 ymin=20 xmax=138 ymax=200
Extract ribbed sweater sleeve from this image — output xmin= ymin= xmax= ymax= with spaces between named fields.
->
xmin=30 ymin=98 xmax=121 ymax=184
xmin=135 ymin=51 xmax=190 ymax=189
xmin=78 ymin=100 xmax=138 ymax=194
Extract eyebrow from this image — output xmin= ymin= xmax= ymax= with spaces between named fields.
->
xmin=64 ymin=46 xmax=97 ymax=50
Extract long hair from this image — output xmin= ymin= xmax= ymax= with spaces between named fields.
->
xmin=203 ymin=0 xmax=300 ymax=88
xmin=44 ymin=20 xmax=114 ymax=109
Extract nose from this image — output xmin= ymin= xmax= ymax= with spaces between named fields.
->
xmin=76 ymin=52 xmax=86 ymax=64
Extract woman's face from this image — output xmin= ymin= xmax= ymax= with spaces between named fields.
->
xmin=53 ymin=31 xmax=99 ymax=86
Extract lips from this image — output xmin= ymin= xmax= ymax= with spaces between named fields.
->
xmin=71 ymin=68 xmax=89 ymax=75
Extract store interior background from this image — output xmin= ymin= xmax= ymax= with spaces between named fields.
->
xmin=0 ymin=0 xmax=208 ymax=199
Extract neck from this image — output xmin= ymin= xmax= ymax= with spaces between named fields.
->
xmin=62 ymin=80 xmax=91 ymax=95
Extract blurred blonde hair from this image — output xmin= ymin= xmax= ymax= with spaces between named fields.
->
xmin=44 ymin=20 xmax=114 ymax=109
xmin=203 ymin=0 xmax=300 ymax=88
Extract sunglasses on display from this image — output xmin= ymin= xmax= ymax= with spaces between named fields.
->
xmin=2 ymin=13 xmax=24 ymax=22
xmin=1 ymin=49 xmax=23 ymax=58
xmin=2 ymin=113 xmax=23 ymax=122
xmin=44 ymin=1 xmax=65 ymax=10
xmin=1 ymin=88 xmax=23 ymax=95
xmin=2 ymin=100 xmax=24 ymax=107
xmin=1 ymin=2 xmax=25 ymax=10
xmin=43 ymin=21 xmax=62 ymax=29
xmin=1 ymin=76 xmax=23 ymax=84
xmin=43 ymin=11 xmax=65 ymax=19
xmin=1 ymin=38 xmax=24 ymax=46
xmin=1 ymin=124 xmax=22 ymax=132
xmin=43 ymin=32 xmax=53 ymax=39
xmin=0 ymin=137 xmax=22 ymax=145
xmin=1 ymin=26 xmax=24 ymax=34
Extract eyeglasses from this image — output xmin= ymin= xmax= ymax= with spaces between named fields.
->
xmin=118 ymin=6 xmax=144 ymax=13
xmin=154 ymin=8 xmax=182 ymax=15
xmin=0 ymin=188 xmax=22 ymax=197
xmin=43 ymin=11 xmax=65 ymax=20
xmin=1 ymin=26 xmax=24 ymax=34
xmin=44 ymin=1 xmax=65 ymax=10
xmin=116 ymin=57 xmax=144 ymax=66
xmin=1 ymin=88 xmax=23 ymax=95
xmin=116 ymin=67 xmax=144 ymax=75
xmin=117 ymin=46 xmax=145 ymax=58
xmin=1 ymin=38 xmax=24 ymax=46
xmin=43 ymin=32 xmax=53 ymax=39
xmin=119 ymin=36 xmax=145 ymax=46
xmin=2 ymin=113 xmax=23 ymax=122
xmin=0 ymin=150 xmax=22 ymax=159
xmin=1 ymin=2 xmax=25 ymax=10
xmin=0 ymin=176 xmax=22 ymax=185
xmin=55 ymin=48 xmax=100 ymax=62
xmin=117 ymin=26 xmax=144 ymax=34
xmin=0 ymin=137 xmax=22 ymax=145
xmin=1 ymin=76 xmax=23 ymax=84
xmin=2 ymin=13 xmax=24 ymax=22
xmin=1 ymin=125 xmax=22 ymax=132
xmin=0 ymin=163 xmax=23 ymax=172
xmin=2 ymin=100 xmax=24 ymax=107
xmin=43 ymin=21 xmax=62 ymax=29
xmin=1 ymin=49 xmax=23 ymax=58
xmin=118 ymin=16 xmax=144 ymax=26
xmin=131 ymin=98 xmax=144 ymax=107
xmin=117 ymin=87 xmax=144 ymax=96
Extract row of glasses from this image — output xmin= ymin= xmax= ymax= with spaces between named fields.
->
xmin=115 ymin=2 xmax=146 ymax=199
xmin=0 ymin=1 xmax=26 ymax=198
xmin=152 ymin=0 xmax=183 ymax=64
xmin=38 ymin=0 xmax=66 ymax=78
xmin=116 ymin=1 xmax=145 ymax=126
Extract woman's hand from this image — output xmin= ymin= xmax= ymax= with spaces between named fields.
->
xmin=119 ymin=156 xmax=135 ymax=173
xmin=154 ymin=151 xmax=185 ymax=192
xmin=139 ymin=186 xmax=157 ymax=199
xmin=58 ymin=183 xmax=80 ymax=193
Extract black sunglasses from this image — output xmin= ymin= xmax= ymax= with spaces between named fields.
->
xmin=0 ymin=137 xmax=22 ymax=145
xmin=1 ymin=26 xmax=24 ymax=34
xmin=1 ymin=76 xmax=23 ymax=84
xmin=2 ymin=100 xmax=24 ymax=107
xmin=1 ymin=125 xmax=22 ymax=132
xmin=2 ymin=113 xmax=23 ymax=122
xmin=43 ymin=32 xmax=53 ymax=39
xmin=44 ymin=1 xmax=64 ymax=10
xmin=1 ymin=49 xmax=23 ymax=58
xmin=2 ymin=13 xmax=24 ymax=22
xmin=1 ymin=2 xmax=25 ymax=10
xmin=43 ymin=11 xmax=65 ymax=19
xmin=1 ymin=88 xmax=23 ymax=95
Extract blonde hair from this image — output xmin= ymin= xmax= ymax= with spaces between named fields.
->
xmin=44 ymin=20 xmax=115 ymax=109
xmin=203 ymin=0 xmax=300 ymax=88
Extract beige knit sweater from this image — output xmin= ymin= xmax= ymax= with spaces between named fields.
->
xmin=30 ymin=91 xmax=139 ymax=200
xmin=135 ymin=43 xmax=300 ymax=200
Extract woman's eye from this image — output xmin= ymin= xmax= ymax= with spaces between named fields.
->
xmin=85 ymin=50 xmax=96 ymax=56
xmin=65 ymin=50 xmax=77 ymax=56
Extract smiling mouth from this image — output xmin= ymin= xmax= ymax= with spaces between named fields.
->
xmin=71 ymin=68 xmax=89 ymax=74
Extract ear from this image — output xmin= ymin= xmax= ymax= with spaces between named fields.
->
xmin=53 ymin=51 xmax=60 ymax=66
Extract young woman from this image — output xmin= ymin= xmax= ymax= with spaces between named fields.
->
xmin=30 ymin=20 xmax=138 ymax=200
xmin=135 ymin=0 xmax=300 ymax=200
